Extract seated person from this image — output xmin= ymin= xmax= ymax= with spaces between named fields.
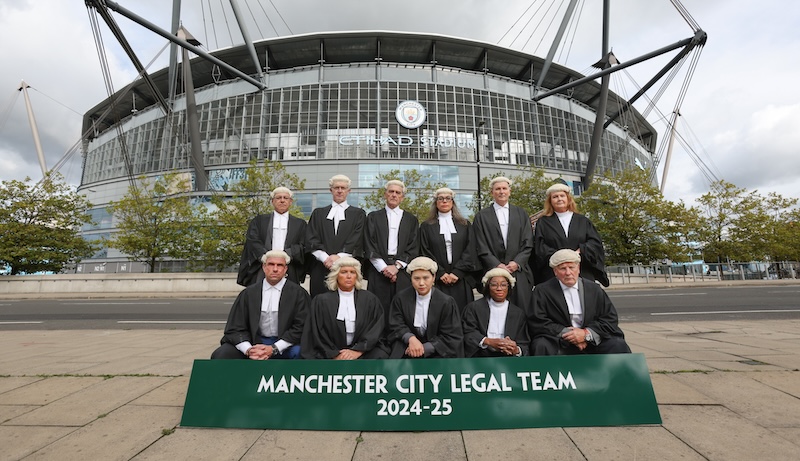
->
xmin=387 ymin=256 xmax=464 ymax=358
xmin=529 ymin=249 xmax=631 ymax=355
xmin=462 ymin=268 xmax=529 ymax=357
xmin=211 ymin=250 xmax=308 ymax=360
xmin=301 ymin=257 xmax=388 ymax=359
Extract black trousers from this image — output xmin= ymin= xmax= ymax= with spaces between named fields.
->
xmin=532 ymin=334 xmax=631 ymax=356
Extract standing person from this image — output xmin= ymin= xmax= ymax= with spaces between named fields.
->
xmin=534 ymin=183 xmax=609 ymax=286
xmin=212 ymin=250 xmax=309 ymax=360
xmin=305 ymin=174 xmax=366 ymax=297
xmin=237 ymin=187 xmax=307 ymax=287
xmin=529 ymin=249 xmax=630 ymax=355
xmin=364 ymin=180 xmax=419 ymax=312
xmin=462 ymin=268 xmax=529 ymax=358
xmin=386 ymin=257 xmax=464 ymax=358
xmin=419 ymin=187 xmax=475 ymax=313
xmin=472 ymin=176 xmax=534 ymax=309
xmin=301 ymin=257 xmax=388 ymax=360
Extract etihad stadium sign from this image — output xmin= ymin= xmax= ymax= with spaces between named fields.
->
xmin=338 ymin=135 xmax=477 ymax=148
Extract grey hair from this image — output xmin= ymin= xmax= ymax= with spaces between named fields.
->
xmin=261 ymin=250 xmax=291 ymax=265
xmin=329 ymin=174 xmax=352 ymax=188
xmin=270 ymin=186 xmax=294 ymax=199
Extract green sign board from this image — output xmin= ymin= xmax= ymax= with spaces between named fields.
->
xmin=181 ymin=354 xmax=660 ymax=431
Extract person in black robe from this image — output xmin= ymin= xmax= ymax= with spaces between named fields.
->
xmin=529 ymin=249 xmax=630 ymax=355
xmin=387 ymin=257 xmax=464 ymax=358
xmin=419 ymin=187 xmax=476 ymax=315
xmin=472 ymin=176 xmax=534 ymax=310
xmin=462 ymin=268 xmax=529 ymax=357
xmin=305 ymin=174 xmax=367 ymax=297
xmin=364 ymin=180 xmax=419 ymax=311
xmin=533 ymin=183 xmax=609 ymax=286
xmin=212 ymin=250 xmax=309 ymax=360
xmin=301 ymin=257 xmax=388 ymax=359
xmin=237 ymin=187 xmax=307 ymax=286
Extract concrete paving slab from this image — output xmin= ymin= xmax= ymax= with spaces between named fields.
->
xmin=770 ymin=428 xmax=800 ymax=447
xmin=644 ymin=357 xmax=714 ymax=373
xmin=715 ymin=344 xmax=790 ymax=356
xmin=354 ymin=431 xmax=465 ymax=461
xmin=564 ymin=426 xmax=705 ymax=461
xmin=747 ymin=354 xmax=800 ymax=369
xmin=242 ymin=430 xmax=360 ymax=461
xmin=749 ymin=371 xmax=800 ymax=398
xmin=670 ymin=373 xmax=800 ymax=427
xmin=130 ymin=377 xmax=189 ymax=407
xmin=9 ymin=376 xmax=170 ymax=426
xmin=669 ymin=350 xmax=751 ymax=362
xmin=134 ymin=357 xmax=199 ymax=376
xmin=0 ymin=404 xmax=37 ymax=423
xmin=0 ymin=425 xmax=76 ymax=461
xmin=660 ymin=405 xmax=798 ymax=461
xmin=0 ymin=377 xmax=42 ymax=395
xmin=0 ymin=355 xmax=100 ymax=376
xmin=132 ymin=427 xmax=263 ymax=461
xmin=72 ymin=355 xmax=172 ymax=375
xmin=649 ymin=374 xmax=716 ymax=405
xmin=626 ymin=344 xmax=673 ymax=358
xmin=462 ymin=428 xmax=584 ymax=460
xmin=633 ymin=338 xmax=716 ymax=352
xmin=0 ymin=376 xmax=105 ymax=405
xmin=24 ymin=404 xmax=182 ymax=461
xmin=697 ymin=360 xmax=785 ymax=372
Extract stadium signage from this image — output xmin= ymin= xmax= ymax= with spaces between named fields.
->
xmin=181 ymin=354 xmax=660 ymax=431
xmin=395 ymin=100 xmax=426 ymax=129
xmin=338 ymin=135 xmax=477 ymax=149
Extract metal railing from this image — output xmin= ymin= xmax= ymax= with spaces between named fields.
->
xmin=607 ymin=261 xmax=798 ymax=285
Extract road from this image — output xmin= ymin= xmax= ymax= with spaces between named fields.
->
xmin=1 ymin=284 xmax=799 ymax=330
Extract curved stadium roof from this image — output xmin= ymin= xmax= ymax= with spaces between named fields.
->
xmin=83 ymin=31 xmax=656 ymax=152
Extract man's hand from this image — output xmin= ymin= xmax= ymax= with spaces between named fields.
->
xmin=405 ymin=336 xmax=425 ymax=358
xmin=440 ymin=273 xmax=459 ymax=285
xmin=382 ymin=265 xmax=399 ymax=281
xmin=334 ymin=349 xmax=364 ymax=360
xmin=246 ymin=344 xmax=273 ymax=360
xmin=484 ymin=336 xmax=519 ymax=356
xmin=324 ymin=254 xmax=341 ymax=269
xmin=561 ymin=327 xmax=588 ymax=350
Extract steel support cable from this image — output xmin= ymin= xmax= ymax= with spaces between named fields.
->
xmin=524 ymin=0 xmax=562 ymax=54
xmin=499 ymin=1 xmax=542 ymax=46
xmin=218 ymin=0 xmax=237 ymax=46
xmin=680 ymin=113 xmax=723 ymax=180
xmin=557 ymin=0 xmax=585 ymax=64
xmin=201 ymin=1 xmax=211 ymax=51
xmin=207 ymin=0 xmax=220 ymax=50
xmin=0 ymin=90 xmax=20 ymax=134
xmin=268 ymin=0 xmax=293 ymax=35
xmin=670 ymin=0 xmax=700 ymax=31
xmin=241 ymin=0 xmax=264 ymax=38
xmin=254 ymin=0 xmax=279 ymax=36
xmin=28 ymin=88 xmax=83 ymax=117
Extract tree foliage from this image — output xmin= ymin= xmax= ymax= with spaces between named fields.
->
xmin=580 ymin=167 xmax=701 ymax=265
xmin=695 ymin=180 xmax=797 ymax=263
xmin=204 ymin=159 xmax=306 ymax=271
xmin=0 ymin=173 xmax=96 ymax=275
xmin=362 ymin=169 xmax=446 ymax=222
xmin=105 ymin=174 xmax=206 ymax=272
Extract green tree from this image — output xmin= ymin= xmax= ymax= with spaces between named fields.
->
xmin=0 ymin=173 xmax=96 ymax=275
xmin=362 ymin=169 xmax=446 ymax=222
xmin=695 ymin=180 xmax=796 ymax=263
xmin=204 ymin=159 xmax=305 ymax=271
xmin=580 ymin=167 xmax=701 ymax=265
xmin=106 ymin=174 xmax=206 ymax=272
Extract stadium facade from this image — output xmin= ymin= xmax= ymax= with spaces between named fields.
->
xmin=77 ymin=31 xmax=656 ymax=272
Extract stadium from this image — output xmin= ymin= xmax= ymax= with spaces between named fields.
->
xmin=77 ymin=30 xmax=657 ymax=272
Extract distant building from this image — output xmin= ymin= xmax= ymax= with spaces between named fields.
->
xmin=78 ymin=31 xmax=655 ymax=272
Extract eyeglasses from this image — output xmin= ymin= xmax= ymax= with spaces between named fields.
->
xmin=489 ymin=283 xmax=509 ymax=289
xmin=436 ymin=196 xmax=453 ymax=202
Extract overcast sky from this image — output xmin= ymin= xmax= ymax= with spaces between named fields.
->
xmin=1 ymin=0 xmax=798 ymax=206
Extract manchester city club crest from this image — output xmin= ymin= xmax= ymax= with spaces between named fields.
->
xmin=395 ymin=100 xmax=426 ymax=129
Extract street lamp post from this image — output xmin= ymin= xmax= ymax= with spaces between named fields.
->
xmin=475 ymin=120 xmax=486 ymax=204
